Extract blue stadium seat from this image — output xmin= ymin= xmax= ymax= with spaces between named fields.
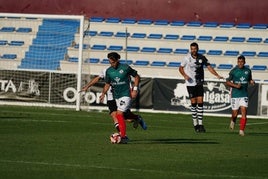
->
xmin=125 ymin=46 xmax=140 ymax=52
xmin=264 ymin=38 xmax=268 ymax=43
xmin=220 ymin=22 xmax=235 ymax=28
xmin=174 ymin=48 xmax=188 ymax=54
xmin=84 ymin=30 xmax=97 ymax=36
xmin=0 ymin=27 xmax=15 ymax=32
xmin=230 ymin=37 xmax=246 ymax=42
xmin=107 ymin=45 xmax=123 ymax=51
xmin=198 ymin=50 xmax=206 ymax=55
xmin=203 ymin=22 xmax=218 ymax=28
xmin=121 ymin=18 xmax=136 ymax=24
xmin=151 ymin=61 xmax=166 ymax=66
xmin=115 ymin=32 xmax=130 ymax=37
xmin=101 ymin=59 xmax=110 ymax=64
xmin=16 ymin=27 xmax=32 ymax=33
xmin=99 ymin=31 xmax=114 ymax=37
xmin=91 ymin=45 xmax=106 ymax=50
xmin=207 ymin=50 xmax=222 ymax=55
xmin=84 ymin=58 xmax=100 ymax=63
xmin=236 ymin=23 xmax=251 ymax=29
xmin=247 ymin=37 xmax=262 ymax=43
xmin=218 ymin=64 xmax=233 ymax=69
xmin=241 ymin=51 xmax=256 ymax=57
xmin=197 ymin=36 xmax=212 ymax=41
xmin=69 ymin=57 xmax=78 ymax=62
xmin=90 ymin=17 xmax=104 ymax=22
xmin=133 ymin=60 xmax=150 ymax=66
xmin=170 ymin=20 xmax=185 ymax=26
xmin=252 ymin=24 xmax=267 ymax=29
xmin=214 ymin=36 xmax=229 ymax=42
xmin=131 ymin=33 xmax=146 ymax=38
xmin=106 ymin=17 xmax=120 ymax=23
xmin=120 ymin=60 xmax=133 ymax=65
xmin=181 ymin=35 xmax=196 ymax=40
xmin=164 ymin=34 xmax=179 ymax=40
xmin=257 ymin=52 xmax=268 ymax=57
xmin=154 ymin=20 xmax=169 ymax=25
xmin=74 ymin=44 xmax=90 ymax=49
xmin=187 ymin=21 xmax=202 ymax=27
xmin=0 ymin=40 xmax=8 ymax=45
xmin=224 ymin=50 xmax=239 ymax=56
xmin=137 ymin=19 xmax=153 ymax=25
xmin=167 ymin=62 xmax=181 ymax=67
xmin=148 ymin=34 xmax=163 ymax=39
xmin=9 ymin=41 xmax=24 ymax=46
xmin=251 ymin=65 xmax=267 ymax=70
xmin=141 ymin=47 xmax=156 ymax=53
xmin=1 ymin=54 xmax=17 ymax=59
xmin=157 ymin=48 xmax=173 ymax=53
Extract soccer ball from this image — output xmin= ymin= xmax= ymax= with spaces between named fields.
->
xmin=110 ymin=133 xmax=121 ymax=144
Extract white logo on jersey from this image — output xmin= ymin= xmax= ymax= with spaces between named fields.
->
xmin=245 ymin=71 xmax=249 ymax=75
xmin=115 ymin=77 xmax=120 ymax=83
xmin=240 ymin=76 xmax=245 ymax=82
xmin=119 ymin=69 xmax=124 ymax=74
xmin=198 ymin=59 xmax=203 ymax=63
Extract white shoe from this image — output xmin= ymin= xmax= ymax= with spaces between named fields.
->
xmin=229 ymin=121 xmax=235 ymax=130
xmin=239 ymin=130 xmax=245 ymax=136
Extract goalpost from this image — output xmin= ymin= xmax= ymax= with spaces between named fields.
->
xmin=0 ymin=13 xmax=87 ymax=111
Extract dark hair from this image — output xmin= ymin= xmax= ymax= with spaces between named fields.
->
xmin=107 ymin=52 xmax=121 ymax=60
xmin=237 ymin=55 xmax=245 ymax=61
xmin=190 ymin=42 xmax=199 ymax=50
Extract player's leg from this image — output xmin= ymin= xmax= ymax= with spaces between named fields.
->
xmin=230 ymin=98 xmax=239 ymax=130
xmin=187 ymin=86 xmax=199 ymax=132
xmin=115 ymin=97 xmax=132 ymax=143
xmin=196 ymin=85 xmax=205 ymax=132
xmin=107 ymin=100 xmax=119 ymax=132
xmin=239 ymin=97 xmax=248 ymax=136
xmin=124 ymin=109 xmax=147 ymax=130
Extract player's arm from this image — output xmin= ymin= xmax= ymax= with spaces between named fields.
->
xmin=179 ymin=66 xmax=190 ymax=80
xmin=131 ymin=74 xmax=140 ymax=99
xmin=100 ymin=83 xmax=111 ymax=102
xmin=226 ymin=80 xmax=241 ymax=89
xmin=81 ymin=76 xmax=101 ymax=92
xmin=248 ymin=70 xmax=255 ymax=85
xmin=225 ymin=72 xmax=241 ymax=89
xmin=207 ymin=65 xmax=223 ymax=79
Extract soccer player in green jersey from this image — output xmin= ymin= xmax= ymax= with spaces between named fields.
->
xmin=100 ymin=52 xmax=141 ymax=143
xmin=226 ymin=55 xmax=255 ymax=136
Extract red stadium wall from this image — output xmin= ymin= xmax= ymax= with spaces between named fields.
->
xmin=0 ymin=0 xmax=267 ymax=24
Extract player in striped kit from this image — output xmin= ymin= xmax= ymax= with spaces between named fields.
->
xmin=179 ymin=42 xmax=223 ymax=132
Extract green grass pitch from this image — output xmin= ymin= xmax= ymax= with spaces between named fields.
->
xmin=0 ymin=105 xmax=268 ymax=179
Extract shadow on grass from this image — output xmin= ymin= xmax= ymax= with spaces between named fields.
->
xmin=131 ymin=138 xmax=219 ymax=145
xmin=248 ymin=132 xmax=268 ymax=136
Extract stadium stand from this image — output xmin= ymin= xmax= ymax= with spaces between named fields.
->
xmin=1 ymin=16 xmax=267 ymax=80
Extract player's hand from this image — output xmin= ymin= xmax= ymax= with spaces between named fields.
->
xmin=217 ymin=75 xmax=224 ymax=79
xmin=236 ymin=83 xmax=241 ymax=89
xmin=250 ymin=80 xmax=255 ymax=85
xmin=131 ymin=90 xmax=138 ymax=99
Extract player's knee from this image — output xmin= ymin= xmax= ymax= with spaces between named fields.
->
xmin=197 ymin=103 xmax=203 ymax=107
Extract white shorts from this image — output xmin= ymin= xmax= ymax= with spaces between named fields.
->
xmin=115 ymin=96 xmax=132 ymax=112
xmin=231 ymin=97 xmax=248 ymax=110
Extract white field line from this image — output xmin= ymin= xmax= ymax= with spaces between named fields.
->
xmin=247 ymin=122 xmax=268 ymax=126
xmin=0 ymin=118 xmax=69 ymax=123
xmin=0 ymin=159 xmax=263 ymax=179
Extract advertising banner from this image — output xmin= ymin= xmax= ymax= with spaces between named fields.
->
xmin=153 ymin=78 xmax=258 ymax=115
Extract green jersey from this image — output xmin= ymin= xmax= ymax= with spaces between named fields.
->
xmin=105 ymin=63 xmax=138 ymax=99
xmin=226 ymin=66 xmax=252 ymax=98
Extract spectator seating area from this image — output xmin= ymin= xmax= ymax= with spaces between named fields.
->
xmin=0 ymin=16 xmax=267 ymax=80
